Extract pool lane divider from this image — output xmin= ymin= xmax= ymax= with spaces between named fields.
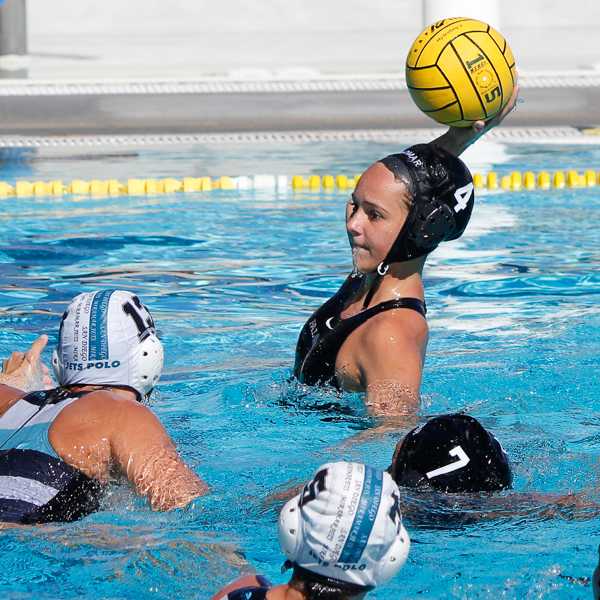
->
xmin=0 ymin=169 xmax=599 ymax=198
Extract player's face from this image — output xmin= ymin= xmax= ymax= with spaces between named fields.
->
xmin=346 ymin=162 xmax=411 ymax=273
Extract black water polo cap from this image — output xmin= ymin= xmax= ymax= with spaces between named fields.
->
xmin=389 ymin=413 xmax=512 ymax=493
xmin=378 ymin=144 xmax=474 ymax=271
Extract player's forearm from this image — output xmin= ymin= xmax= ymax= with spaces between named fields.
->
xmin=126 ymin=446 xmax=209 ymax=510
xmin=429 ymin=126 xmax=480 ymax=157
xmin=364 ymin=380 xmax=420 ymax=418
xmin=147 ymin=472 xmax=208 ymax=511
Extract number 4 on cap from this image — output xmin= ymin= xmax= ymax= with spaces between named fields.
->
xmin=453 ymin=183 xmax=474 ymax=212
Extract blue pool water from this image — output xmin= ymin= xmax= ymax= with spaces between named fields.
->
xmin=0 ymin=140 xmax=599 ymax=599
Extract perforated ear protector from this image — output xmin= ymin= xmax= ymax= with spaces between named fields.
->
xmin=278 ymin=495 xmax=302 ymax=561
xmin=51 ymin=348 xmax=61 ymax=384
xmin=371 ymin=521 xmax=411 ymax=584
xmin=410 ymin=199 xmax=458 ymax=247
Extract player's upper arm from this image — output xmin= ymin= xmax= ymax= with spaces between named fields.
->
xmin=357 ymin=311 xmax=428 ymax=416
xmin=109 ymin=399 xmax=208 ymax=510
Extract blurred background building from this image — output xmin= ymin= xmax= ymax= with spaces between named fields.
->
xmin=0 ymin=0 xmax=599 ymax=134
xmin=0 ymin=0 xmax=597 ymax=79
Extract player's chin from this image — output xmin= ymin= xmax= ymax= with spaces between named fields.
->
xmin=357 ymin=257 xmax=380 ymax=275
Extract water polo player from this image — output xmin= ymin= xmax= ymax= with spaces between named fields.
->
xmin=266 ymin=413 xmax=512 ymax=509
xmin=293 ymin=88 xmax=518 ymax=416
xmin=212 ymin=461 xmax=410 ymax=600
xmin=389 ymin=413 xmax=600 ymax=526
xmin=0 ymin=290 xmax=207 ymax=523
xmin=390 ymin=413 xmax=512 ymax=493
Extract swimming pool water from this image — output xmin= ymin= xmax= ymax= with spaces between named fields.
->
xmin=0 ymin=140 xmax=599 ymax=599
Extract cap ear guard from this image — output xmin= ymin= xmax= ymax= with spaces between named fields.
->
xmin=278 ymin=494 xmax=303 ymax=562
xmin=405 ymin=198 xmax=458 ymax=251
xmin=378 ymin=144 xmax=474 ymax=267
xmin=51 ymin=347 xmax=62 ymax=384
xmin=131 ymin=334 xmax=164 ymax=399
xmin=372 ymin=522 xmax=411 ymax=584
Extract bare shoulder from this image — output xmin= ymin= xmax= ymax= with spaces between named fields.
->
xmin=57 ymin=389 xmax=153 ymax=429
xmin=358 ymin=306 xmax=428 ymax=350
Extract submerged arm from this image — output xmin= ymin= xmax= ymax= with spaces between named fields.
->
xmin=110 ymin=400 xmax=208 ymax=510
xmin=467 ymin=490 xmax=600 ymax=522
xmin=402 ymin=489 xmax=600 ymax=529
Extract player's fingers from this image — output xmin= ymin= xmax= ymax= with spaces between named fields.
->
xmin=25 ymin=334 xmax=48 ymax=362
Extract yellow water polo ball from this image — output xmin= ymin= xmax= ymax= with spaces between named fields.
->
xmin=406 ymin=17 xmax=516 ymax=127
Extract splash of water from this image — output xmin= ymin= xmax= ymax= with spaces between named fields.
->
xmin=351 ymin=246 xmax=363 ymax=276
xmin=365 ymin=379 xmax=420 ymax=419
xmin=125 ymin=444 xmax=208 ymax=511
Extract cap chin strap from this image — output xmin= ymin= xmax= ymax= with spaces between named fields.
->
xmin=363 ymin=262 xmax=390 ymax=310
xmin=371 ymin=205 xmax=430 ymax=289
xmin=362 ymin=269 xmax=383 ymax=310
xmin=288 ymin=563 xmax=374 ymax=594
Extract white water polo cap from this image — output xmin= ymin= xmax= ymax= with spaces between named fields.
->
xmin=52 ymin=290 xmax=164 ymax=400
xmin=278 ymin=461 xmax=410 ymax=590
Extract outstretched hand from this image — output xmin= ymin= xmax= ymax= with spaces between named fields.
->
xmin=0 ymin=335 xmax=54 ymax=392
xmin=471 ymin=81 xmax=520 ymax=138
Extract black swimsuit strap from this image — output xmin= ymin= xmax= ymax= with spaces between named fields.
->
xmin=333 ymin=296 xmax=426 ymax=330
xmin=294 ymin=273 xmax=427 ymax=386
xmin=378 ymin=296 xmax=427 ymax=317
xmin=22 ymin=387 xmax=88 ymax=407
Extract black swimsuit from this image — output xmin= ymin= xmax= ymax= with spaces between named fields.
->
xmin=223 ymin=587 xmax=269 ymax=600
xmin=214 ymin=575 xmax=271 ymax=599
xmin=294 ymin=273 xmax=427 ymax=387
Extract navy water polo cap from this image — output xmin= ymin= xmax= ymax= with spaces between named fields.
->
xmin=377 ymin=144 xmax=474 ymax=272
xmin=390 ymin=414 xmax=512 ymax=493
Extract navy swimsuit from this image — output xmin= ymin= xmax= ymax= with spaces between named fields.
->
xmin=294 ymin=273 xmax=426 ymax=387
xmin=0 ymin=389 xmax=103 ymax=523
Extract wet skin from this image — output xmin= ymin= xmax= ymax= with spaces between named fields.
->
xmin=0 ymin=337 xmax=207 ymax=512
xmin=334 ymin=164 xmax=428 ymax=418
